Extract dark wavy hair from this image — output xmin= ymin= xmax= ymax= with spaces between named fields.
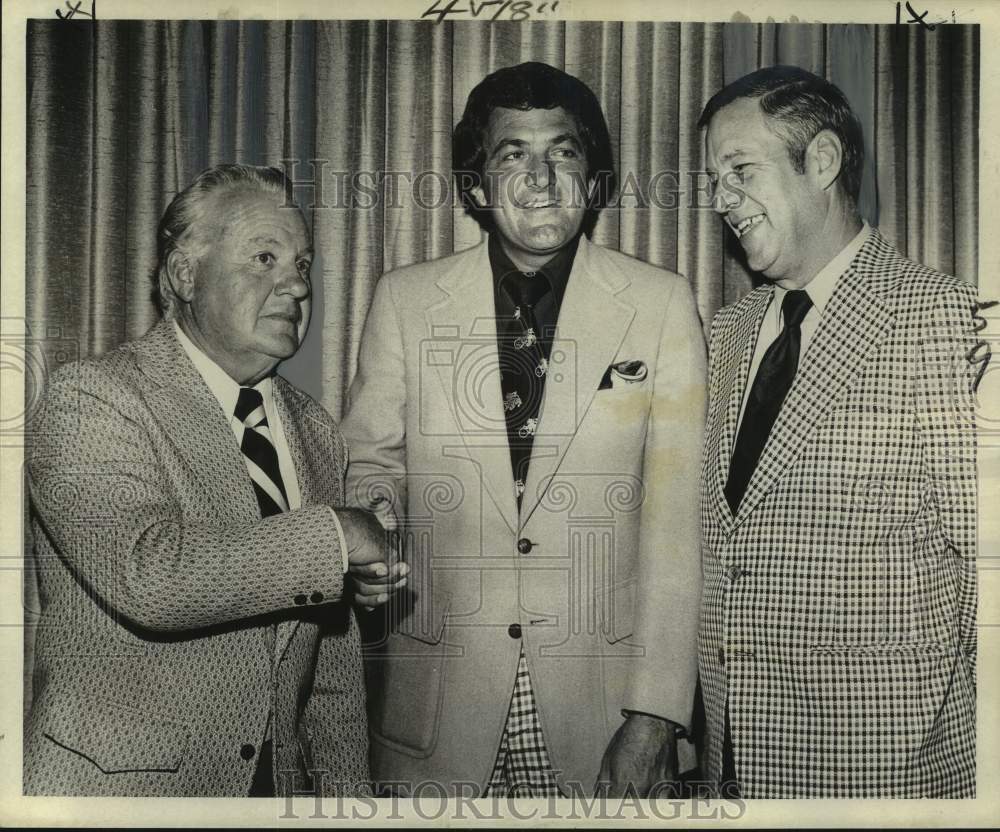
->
xmin=453 ymin=62 xmax=616 ymax=236
xmin=698 ymin=65 xmax=865 ymax=203
xmin=153 ymin=164 xmax=296 ymax=317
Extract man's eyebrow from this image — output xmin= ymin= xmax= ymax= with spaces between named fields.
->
xmin=717 ymin=149 xmax=749 ymax=165
xmin=247 ymin=236 xmax=281 ymax=247
xmin=488 ymin=137 xmax=528 ymax=157
xmin=550 ymin=132 xmax=583 ymax=148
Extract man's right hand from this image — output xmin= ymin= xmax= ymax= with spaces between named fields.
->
xmin=336 ymin=508 xmax=409 ymax=607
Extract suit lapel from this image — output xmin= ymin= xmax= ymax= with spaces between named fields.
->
xmin=424 ymin=242 xmax=519 ymax=534
xmin=270 ymin=383 xmax=317 ymax=665
xmin=707 ymin=289 xmax=773 ymax=533
xmin=732 ymin=262 xmax=894 ymax=527
xmin=520 ymin=238 xmax=634 ymax=524
xmin=135 ymin=323 xmax=323 ymax=666
xmin=133 ymin=322 xmax=261 ymax=525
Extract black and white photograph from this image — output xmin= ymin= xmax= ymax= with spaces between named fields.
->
xmin=1 ymin=0 xmax=997 ymax=825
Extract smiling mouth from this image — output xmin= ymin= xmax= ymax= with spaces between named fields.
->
xmin=730 ymin=213 xmax=765 ymax=238
xmin=518 ymin=199 xmax=560 ymax=209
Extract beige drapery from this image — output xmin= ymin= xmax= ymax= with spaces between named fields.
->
xmin=21 ymin=17 xmax=979 ymax=721
xmin=27 ymin=19 xmax=978 ymax=418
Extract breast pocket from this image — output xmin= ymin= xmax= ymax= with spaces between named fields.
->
xmin=582 ymin=385 xmax=650 ymax=456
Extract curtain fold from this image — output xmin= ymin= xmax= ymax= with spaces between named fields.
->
xmin=25 ymin=19 xmax=979 ymax=414
xmin=677 ymin=23 xmax=727 ymax=330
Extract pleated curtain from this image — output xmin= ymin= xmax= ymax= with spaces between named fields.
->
xmin=27 ymin=20 xmax=978 ymax=418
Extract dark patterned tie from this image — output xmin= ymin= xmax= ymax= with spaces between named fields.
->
xmin=498 ymin=271 xmax=551 ymax=505
xmin=234 ymin=386 xmax=289 ymax=518
xmin=725 ymin=289 xmax=813 ymax=515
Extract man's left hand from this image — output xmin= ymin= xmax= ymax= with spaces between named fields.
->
xmin=597 ymin=712 xmax=678 ymax=797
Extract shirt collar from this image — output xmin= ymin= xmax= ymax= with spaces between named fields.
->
xmin=772 ymin=221 xmax=871 ymax=320
xmin=488 ymin=232 xmax=580 ymax=309
xmin=173 ymin=320 xmax=273 ymax=419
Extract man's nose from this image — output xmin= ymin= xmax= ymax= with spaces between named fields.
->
xmin=712 ymin=177 xmax=741 ymax=215
xmin=275 ymin=267 xmax=310 ymax=298
xmin=527 ymin=157 xmax=553 ymax=189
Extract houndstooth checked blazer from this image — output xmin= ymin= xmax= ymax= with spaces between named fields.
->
xmin=24 ymin=321 xmax=370 ymax=797
xmin=699 ymin=229 xmax=979 ymax=798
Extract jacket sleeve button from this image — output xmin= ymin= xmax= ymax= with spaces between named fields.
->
xmin=293 ymin=594 xmax=307 ymax=606
xmin=310 ymin=591 xmax=324 ymax=604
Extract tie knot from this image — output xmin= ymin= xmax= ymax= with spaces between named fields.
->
xmin=781 ymin=290 xmax=812 ymax=328
xmin=235 ymin=387 xmax=265 ymax=424
xmin=503 ymin=270 xmax=551 ymax=309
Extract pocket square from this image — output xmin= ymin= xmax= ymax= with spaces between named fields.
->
xmin=598 ymin=360 xmax=648 ymax=390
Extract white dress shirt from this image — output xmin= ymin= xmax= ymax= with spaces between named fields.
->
xmin=737 ymin=222 xmax=871 ymax=431
xmin=173 ymin=322 xmax=349 ymax=571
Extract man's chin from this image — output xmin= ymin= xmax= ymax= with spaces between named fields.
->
xmin=739 ymin=242 xmax=774 ymax=276
xmin=523 ymin=226 xmax=578 ymax=253
xmin=259 ymin=336 xmax=301 ymax=364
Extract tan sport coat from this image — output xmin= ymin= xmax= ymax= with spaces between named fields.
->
xmin=24 ymin=321 xmax=369 ymax=796
xmin=342 ymin=235 xmax=707 ymax=794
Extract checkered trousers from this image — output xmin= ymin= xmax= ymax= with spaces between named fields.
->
xmin=486 ymin=646 xmax=565 ymax=797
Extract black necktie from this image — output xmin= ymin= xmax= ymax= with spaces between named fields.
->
xmin=235 ymin=387 xmax=289 ymax=518
xmin=498 ymin=270 xmax=551 ymax=504
xmin=725 ymin=290 xmax=812 ymax=515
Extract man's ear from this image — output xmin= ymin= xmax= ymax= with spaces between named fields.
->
xmin=807 ymin=129 xmax=844 ymax=192
xmin=470 ymin=183 xmax=488 ymax=209
xmin=165 ymin=249 xmax=196 ymax=303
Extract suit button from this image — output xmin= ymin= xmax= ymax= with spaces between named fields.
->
xmin=240 ymin=743 xmax=256 ymax=760
xmin=718 ymin=647 xmax=725 ymax=666
xmin=294 ymin=594 xmax=307 ymax=606
xmin=726 ymin=566 xmax=746 ymax=582
xmin=517 ymin=538 xmax=533 ymax=554
xmin=508 ymin=623 xmax=522 ymax=639
xmin=310 ymin=591 xmax=324 ymax=604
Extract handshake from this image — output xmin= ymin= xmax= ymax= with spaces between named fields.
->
xmin=337 ymin=508 xmax=409 ymax=608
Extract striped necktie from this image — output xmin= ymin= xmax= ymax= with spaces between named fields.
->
xmin=234 ymin=386 xmax=289 ymax=518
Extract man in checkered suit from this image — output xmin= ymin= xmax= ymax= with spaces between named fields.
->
xmin=699 ymin=66 xmax=979 ymax=797
xmin=342 ymin=63 xmax=706 ymax=797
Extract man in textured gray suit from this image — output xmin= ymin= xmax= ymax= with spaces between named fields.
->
xmin=24 ymin=164 xmax=406 ymax=797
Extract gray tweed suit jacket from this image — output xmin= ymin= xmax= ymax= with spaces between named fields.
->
xmin=24 ymin=321 xmax=370 ymax=797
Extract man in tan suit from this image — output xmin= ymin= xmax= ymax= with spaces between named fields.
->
xmin=699 ymin=66 xmax=979 ymax=797
xmin=342 ymin=62 xmax=706 ymax=797
xmin=24 ymin=164 xmax=405 ymax=796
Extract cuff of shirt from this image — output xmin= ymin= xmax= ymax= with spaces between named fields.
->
xmin=621 ymin=709 xmax=686 ymax=737
xmin=329 ymin=508 xmax=350 ymax=574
